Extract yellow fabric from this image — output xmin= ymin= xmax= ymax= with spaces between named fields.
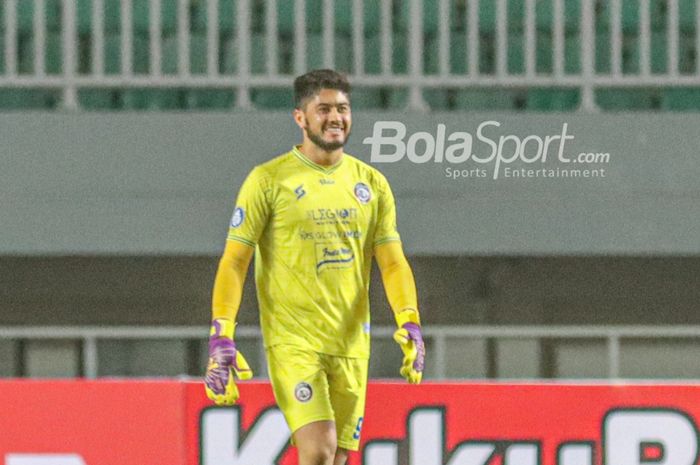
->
xmin=211 ymin=240 xmax=254 ymax=325
xmin=374 ymin=241 xmax=420 ymax=326
xmin=266 ymin=344 xmax=368 ymax=451
xmin=209 ymin=318 xmax=235 ymax=339
xmin=227 ymin=147 xmax=400 ymax=359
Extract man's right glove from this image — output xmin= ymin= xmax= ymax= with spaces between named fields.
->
xmin=393 ymin=309 xmax=425 ymax=384
xmin=204 ymin=318 xmax=253 ymax=405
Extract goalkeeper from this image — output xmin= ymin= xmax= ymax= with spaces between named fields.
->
xmin=204 ymin=69 xmax=424 ymax=465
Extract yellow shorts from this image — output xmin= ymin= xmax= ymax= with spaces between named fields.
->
xmin=266 ymin=344 xmax=368 ymax=451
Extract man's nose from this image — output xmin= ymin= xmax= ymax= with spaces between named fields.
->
xmin=328 ymin=107 xmax=342 ymax=121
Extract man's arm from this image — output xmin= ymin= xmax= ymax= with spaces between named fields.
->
xmin=375 ymin=241 xmax=425 ymax=384
xmin=211 ymin=240 xmax=255 ymax=321
xmin=205 ymin=240 xmax=255 ymax=405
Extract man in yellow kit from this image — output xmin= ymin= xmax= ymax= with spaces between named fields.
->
xmin=204 ymin=69 xmax=425 ymax=465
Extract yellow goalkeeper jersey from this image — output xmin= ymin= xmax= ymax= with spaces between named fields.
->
xmin=227 ymin=146 xmax=400 ymax=359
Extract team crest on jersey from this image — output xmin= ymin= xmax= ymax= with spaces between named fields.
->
xmin=294 ymin=382 xmax=313 ymax=403
xmin=230 ymin=207 xmax=245 ymax=228
xmin=354 ymin=182 xmax=371 ymax=204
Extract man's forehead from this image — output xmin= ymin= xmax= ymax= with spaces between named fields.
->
xmin=309 ymin=88 xmax=350 ymax=105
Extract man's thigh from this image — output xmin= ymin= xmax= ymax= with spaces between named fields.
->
xmin=267 ymin=345 xmax=335 ymax=434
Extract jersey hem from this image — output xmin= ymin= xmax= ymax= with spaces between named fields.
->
xmin=264 ymin=342 xmax=370 ymax=360
xmin=226 ymin=235 xmax=256 ymax=247
xmin=373 ymin=237 xmax=401 ymax=247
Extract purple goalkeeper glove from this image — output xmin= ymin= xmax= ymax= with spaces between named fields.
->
xmin=204 ymin=318 xmax=253 ymax=405
xmin=393 ymin=322 xmax=425 ymax=384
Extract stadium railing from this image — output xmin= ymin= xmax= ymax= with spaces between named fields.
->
xmin=2 ymin=324 xmax=700 ymax=380
xmin=1 ymin=0 xmax=699 ymax=111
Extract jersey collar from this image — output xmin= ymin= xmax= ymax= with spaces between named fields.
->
xmin=292 ymin=146 xmax=344 ymax=174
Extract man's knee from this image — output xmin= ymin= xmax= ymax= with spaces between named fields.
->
xmin=295 ymin=421 xmax=338 ymax=465
xmin=299 ymin=444 xmax=336 ymax=465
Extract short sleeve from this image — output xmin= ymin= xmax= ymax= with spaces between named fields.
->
xmin=226 ymin=167 xmax=271 ymax=247
xmin=373 ymin=173 xmax=401 ymax=246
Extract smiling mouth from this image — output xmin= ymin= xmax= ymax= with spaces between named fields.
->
xmin=324 ymin=126 xmax=344 ymax=136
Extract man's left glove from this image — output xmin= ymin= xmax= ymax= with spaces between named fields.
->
xmin=393 ymin=310 xmax=425 ymax=384
xmin=204 ymin=318 xmax=253 ymax=405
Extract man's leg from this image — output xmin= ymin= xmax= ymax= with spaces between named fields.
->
xmin=294 ymin=420 xmax=338 ymax=465
xmin=334 ymin=448 xmax=349 ymax=465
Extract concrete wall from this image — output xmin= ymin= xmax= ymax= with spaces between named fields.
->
xmin=1 ymin=112 xmax=698 ymax=255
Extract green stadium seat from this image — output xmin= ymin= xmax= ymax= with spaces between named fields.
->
xmin=218 ymin=0 xmax=236 ymax=34
xmin=477 ymin=0 xmax=529 ymax=34
xmin=396 ymin=0 xmax=464 ymax=35
xmin=661 ymin=88 xmax=700 ymax=110
xmin=423 ymin=89 xmax=450 ymax=110
xmin=453 ymin=89 xmax=520 ymax=110
xmin=190 ymin=33 xmax=208 ymax=74
xmin=45 ymin=33 xmax=62 ymax=74
xmin=18 ymin=34 xmax=63 ymax=74
xmin=17 ymin=1 xmax=35 ymax=35
xmin=132 ymin=0 xmax=178 ymax=34
xmin=620 ymin=32 xmax=669 ymax=74
xmin=679 ymin=0 xmax=697 ymax=33
xmin=101 ymin=33 xmax=150 ymax=74
xmin=526 ymin=88 xmax=579 ymax=110
xmin=104 ymin=33 xmax=121 ymax=74
xmin=679 ymin=35 xmax=696 ymax=74
xmin=185 ymin=90 xmax=236 ymax=109
xmin=596 ymin=89 xmax=661 ymax=110
xmin=307 ymin=34 xmax=352 ymax=74
xmin=508 ymin=32 xmax=525 ymax=74
xmin=104 ymin=1 xmax=121 ymax=32
xmin=349 ymin=88 xmax=383 ymax=109
xmin=161 ymin=36 xmax=179 ymax=74
xmin=45 ymin=0 xmax=61 ymax=32
xmin=278 ymin=0 xmax=323 ymax=34
xmin=77 ymin=0 xmax=91 ymax=34
xmin=363 ymin=33 xmax=408 ymax=74
xmin=0 ymin=89 xmax=59 ymax=109
xmin=334 ymin=0 xmax=381 ymax=35
xmin=534 ymin=0 xmax=581 ymax=32
xmin=595 ymin=0 xmax=641 ymax=33
xmin=122 ymin=88 xmax=185 ymax=109
xmin=131 ymin=35 xmax=150 ymax=74
xmin=78 ymin=89 xmax=123 ymax=110
xmin=218 ymin=33 xmax=266 ymax=75
xmin=425 ymin=33 xmax=488 ymax=75
xmin=384 ymin=88 xmax=408 ymax=109
xmin=252 ymin=88 xmax=294 ymax=109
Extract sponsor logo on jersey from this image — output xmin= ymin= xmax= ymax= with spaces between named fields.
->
xmin=230 ymin=207 xmax=245 ymax=228
xmin=294 ymin=382 xmax=313 ymax=402
xmin=294 ymin=184 xmax=306 ymax=200
xmin=319 ymin=178 xmax=335 ymax=185
xmin=315 ymin=243 xmax=355 ymax=271
xmin=354 ymin=182 xmax=371 ymax=204
xmin=353 ymin=416 xmax=364 ymax=440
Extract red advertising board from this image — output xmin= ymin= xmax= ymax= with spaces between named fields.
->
xmin=0 ymin=380 xmax=186 ymax=464
xmin=3 ymin=380 xmax=700 ymax=465
xmin=189 ymin=381 xmax=700 ymax=465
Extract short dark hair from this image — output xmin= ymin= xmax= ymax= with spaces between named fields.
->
xmin=294 ymin=69 xmax=351 ymax=109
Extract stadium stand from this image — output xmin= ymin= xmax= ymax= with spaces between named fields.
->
xmin=1 ymin=0 xmax=700 ymax=111
xmin=2 ymin=0 xmax=700 ymax=381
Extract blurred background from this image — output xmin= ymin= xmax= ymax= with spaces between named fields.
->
xmin=1 ymin=0 xmax=699 ymax=381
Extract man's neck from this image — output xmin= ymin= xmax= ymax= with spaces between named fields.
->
xmin=298 ymin=141 xmax=343 ymax=167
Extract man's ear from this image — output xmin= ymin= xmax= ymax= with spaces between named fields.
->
xmin=293 ymin=108 xmax=306 ymax=130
